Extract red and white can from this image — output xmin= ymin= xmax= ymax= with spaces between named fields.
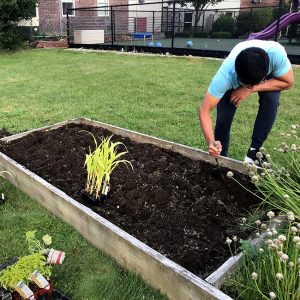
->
xmin=46 ymin=249 xmax=65 ymax=265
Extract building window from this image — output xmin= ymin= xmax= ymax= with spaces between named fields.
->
xmin=97 ymin=0 xmax=109 ymax=17
xmin=62 ymin=0 xmax=75 ymax=17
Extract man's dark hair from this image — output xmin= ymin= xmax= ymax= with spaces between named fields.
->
xmin=235 ymin=47 xmax=269 ymax=85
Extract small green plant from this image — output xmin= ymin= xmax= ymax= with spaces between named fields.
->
xmin=0 ymin=253 xmax=51 ymax=291
xmin=26 ymin=230 xmax=52 ymax=254
xmin=0 ymin=231 xmax=56 ymax=291
xmin=84 ymin=134 xmax=133 ymax=200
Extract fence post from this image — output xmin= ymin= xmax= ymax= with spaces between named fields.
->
xmin=110 ymin=6 xmax=114 ymax=45
xmin=66 ymin=10 xmax=70 ymax=46
xmin=171 ymin=1 xmax=176 ymax=49
xmin=275 ymin=0 xmax=283 ymax=42
xmin=153 ymin=11 xmax=155 ymax=34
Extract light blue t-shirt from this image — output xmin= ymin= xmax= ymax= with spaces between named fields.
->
xmin=208 ymin=40 xmax=291 ymax=99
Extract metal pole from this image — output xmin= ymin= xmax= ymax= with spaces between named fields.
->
xmin=110 ymin=6 xmax=114 ymax=45
xmin=153 ymin=11 xmax=155 ymax=34
xmin=171 ymin=1 xmax=175 ymax=49
xmin=66 ymin=10 xmax=70 ymax=45
xmin=275 ymin=0 xmax=283 ymax=42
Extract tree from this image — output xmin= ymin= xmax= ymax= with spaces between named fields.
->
xmin=0 ymin=0 xmax=38 ymax=49
xmin=181 ymin=0 xmax=224 ymax=30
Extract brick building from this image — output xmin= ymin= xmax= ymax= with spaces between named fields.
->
xmin=36 ymin=0 xmax=129 ymax=35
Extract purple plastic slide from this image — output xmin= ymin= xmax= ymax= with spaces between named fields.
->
xmin=248 ymin=12 xmax=300 ymax=40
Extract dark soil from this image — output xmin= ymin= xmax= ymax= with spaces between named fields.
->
xmin=0 ymin=129 xmax=11 ymax=139
xmin=1 ymin=124 xmax=258 ymax=278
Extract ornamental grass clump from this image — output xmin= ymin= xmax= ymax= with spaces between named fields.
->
xmin=227 ymin=124 xmax=300 ymax=220
xmin=84 ymin=134 xmax=133 ymax=200
xmin=224 ymin=211 xmax=300 ymax=300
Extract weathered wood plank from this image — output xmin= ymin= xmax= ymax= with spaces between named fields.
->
xmin=205 ymin=216 xmax=286 ymax=287
xmin=0 ymin=152 xmax=233 ymax=300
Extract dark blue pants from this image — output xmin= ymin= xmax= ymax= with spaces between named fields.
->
xmin=215 ymin=90 xmax=280 ymax=156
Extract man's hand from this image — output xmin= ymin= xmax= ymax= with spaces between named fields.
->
xmin=208 ymin=141 xmax=222 ymax=158
xmin=230 ymin=86 xmax=252 ymax=107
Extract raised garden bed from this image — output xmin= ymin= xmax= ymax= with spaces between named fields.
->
xmin=0 ymin=118 xmax=258 ymax=300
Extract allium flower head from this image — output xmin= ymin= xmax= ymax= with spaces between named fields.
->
xmin=287 ymin=211 xmax=295 ymax=221
xmin=278 ymin=235 xmax=287 ymax=242
xmin=283 ymin=194 xmax=289 ymax=200
xmin=251 ymin=175 xmax=259 ymax=184
xmin=276 ymin=273 xmax=283 ymax=280
xmin=259 ymin=248 xmax=264 ymax=253
xmin=267 ymin=211 xmax=275 ymax=219
xmin=226 ymin=237 xmax=232 ymax=245
xmin=269 ymin=292 xmax=276 ymax=299
xmin=281 ymin=254 xmax=289 ymax=262
xmin=226 ymin=171 xmax=233 ymax=178
xmin=251 ymin=272 xmax=258 ymax=280
xmin=291 ymin=226 xmax=298 ymax=234
xmin=256 ymin=151 xmax=263 ymax=159
xmin=291 ymin=144 xmax=297 ymax=151
xmin=288 ymin=262 xmax=294 ymax=268
xmin=293 ymin=236 xmax=300 ymax=243
xmin=261 ymin=223 xmax=267 ymax=230
xmin=255 ymin=220 xmax=261 ymax=226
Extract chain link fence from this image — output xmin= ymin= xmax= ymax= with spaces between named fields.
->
xmin=67 ymin=1 xmax=300 ymax=57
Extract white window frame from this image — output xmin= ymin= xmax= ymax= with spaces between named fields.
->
xmin=97 ymin=0 xmax=109 ymax=17
xmin=62 ymin=0 xmax=75 ymax=17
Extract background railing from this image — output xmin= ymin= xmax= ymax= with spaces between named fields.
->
xmin=67 ymin=0 xmax=300 ymax=56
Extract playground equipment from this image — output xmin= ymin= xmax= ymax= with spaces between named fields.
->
xmin=248 ymin=12 xmax=300 ymax=40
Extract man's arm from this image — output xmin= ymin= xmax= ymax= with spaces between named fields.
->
xmin=199 ymin=92 xmax=222 ymax=157
xmin=252 ymin=67 xmax=294 ymax=92
xmin=231 ymin=67 xmax=294 ymax=106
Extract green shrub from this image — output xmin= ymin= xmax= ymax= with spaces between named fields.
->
xmin=212 ymin=14 xmax=235 ymax=33
xmin=211 ymin=31 xmax=232 ymax=39
xmin=235 ymin=8 xmax=275 ymax=37
xmin=0 ymin=0 xmax=38 ymax=50
xmin=0 ymin=23 xmax=24 ymax=50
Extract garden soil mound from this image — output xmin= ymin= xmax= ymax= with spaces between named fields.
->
xmin=1 ymin=124 xmax=258 ymax=278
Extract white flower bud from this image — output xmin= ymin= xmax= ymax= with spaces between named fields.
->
xmin=259 ymin=248 xmax=264 ymax=253
xmin=251 ymin=272 xmax=258 ymax=280
xmin=293 ymin=236 xmax=300 ymax=243
xmin=232 ymin=235 xmax=238 ymax=242
xmin=291 ymin=144 xmax=297 ymax=151
xmin=251 ymin=175 xmax=259 ymax=183
xmin=278 ymin=235 xmax=287 ymax=242
xmin=287 ymin=212 xmax=295 ymax=221
xmin=281 ymin=254 xmax=289 ymax=262
xmin=269 ymin=292 xmax=276 ymax=299
xmin=296 ymin=242 xmax=300 ymax=249
xmin=276 ymin=273 xmax=283 ymax=280
xmin=291 ymin=226 xmax=298 ymax=234
xmin=241 ymin=217 xmax=247 ymax=223
xmin=256 ymin=232 xmax=260 ymax=237
xmin=291 ymin=124 xmax=297 ymax=130
xmin=226 ymin=237 xmax=232 ymax=245
xmin=288 ymin=262 xmax=294 ymax=268
xmin=226 ymin=171 xmax=234 ymax=178
xmin=248 ymin=170 xmax=255 ymax=177
xmin=267 ymin=211 xmax=275 ymax=219
xmin=256 ymin=151 xmax=263 ymax=159
xmin=255 ymin=220 xmax=261 ymax=226
xmin=283 ymin=194 xmax=289 ymax=200
xmin=261 ymin=223 xmax=267 ymax=230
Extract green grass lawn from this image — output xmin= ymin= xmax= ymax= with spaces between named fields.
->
xmin=0 ymin=49 xmax=299 ymax=299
